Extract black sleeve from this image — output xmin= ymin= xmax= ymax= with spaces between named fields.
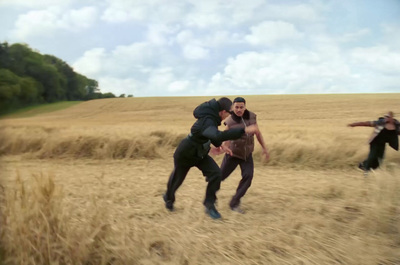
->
xmin=202 ymin=125 xmax=244 ymax=147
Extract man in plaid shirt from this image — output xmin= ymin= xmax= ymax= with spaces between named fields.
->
xmin=348 ymin=111 xmax=400 ymax=174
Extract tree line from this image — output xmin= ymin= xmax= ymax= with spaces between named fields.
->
xmin=0 ymin=42 xmax=124 ymax=113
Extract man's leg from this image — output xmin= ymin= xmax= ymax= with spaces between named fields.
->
xmin=230 ymin=154 xmax=254 ymax=209
xmin=197 ymin=156 xmax=222 ymax=219
xmin=221 ymin=154 xmax=239 ymax=181
xmin=363 ymin=142 xmax=381 ymax=170
xmin=197 ymin=155 xmax=222 ymax=207
xmin=376 ymin=143 xmax=386 ymax=168
xmin=165 ymin=161 xmax=190 ymax=210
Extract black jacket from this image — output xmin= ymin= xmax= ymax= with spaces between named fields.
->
xmin=370 ymin=117 xmax=400 ymax=151
xmin=190 ymin=98 xmax=245 ymax=147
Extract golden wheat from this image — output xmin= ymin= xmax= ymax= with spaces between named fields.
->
xmin=0 ymin=94 xmax=399 ymax=264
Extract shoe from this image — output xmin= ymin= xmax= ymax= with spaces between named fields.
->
xmin=163 ymin=194 xmax=174 ymax=211
xmin=205 ymin=206 xmax=222 ymax=219
xmin=231 ymin=206 xmax=245 ymax=214
xmin=358 ymin=163 xmax=369 ymax=176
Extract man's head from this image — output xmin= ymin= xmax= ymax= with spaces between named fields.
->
xmin=217 ymin=97 xmax=233 ymax=120
xmin=384 ymin=111 xmax=394 ymax=124
xmin=232 ymin=97 xmax=246 ymax=117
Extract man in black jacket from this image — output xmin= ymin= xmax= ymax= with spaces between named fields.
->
xmin=163 ymin=97 xmax=259 ymax=219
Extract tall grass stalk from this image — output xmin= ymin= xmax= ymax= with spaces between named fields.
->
xmin=0 ymin=172 xmax=117 ymax=265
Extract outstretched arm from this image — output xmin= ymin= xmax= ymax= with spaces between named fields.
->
xmin=347 ymin=121 xmax=373 ymax=127
xmin=202 ymin=123 xmax=259 ymax=147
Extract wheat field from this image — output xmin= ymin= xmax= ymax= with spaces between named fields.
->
xmin=0 ymin=94 xmax=399 ymax=265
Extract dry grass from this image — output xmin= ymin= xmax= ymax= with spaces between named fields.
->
xmin=0 ymin=94 xmax=399 ymax=264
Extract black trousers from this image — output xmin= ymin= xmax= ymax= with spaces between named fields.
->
xmin=363 ymin=141 xmax=386 ymax=170
xmin=221 ymin=153 xmax=254 ymax=208
xmin=165 ymin=138 xmax=221 ymax=208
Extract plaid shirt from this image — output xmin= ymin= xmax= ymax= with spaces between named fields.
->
xmin=369 ymin=117 xmax=400 ymax=150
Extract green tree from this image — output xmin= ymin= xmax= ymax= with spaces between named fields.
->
xmin=0 ymin=42 xmax=10 ymax=69
xmin=0 ymin=41 xmax=118 ymax=114
xmin=0 ymin=69 xmax=21 ymax=99
xmin=44 ymin=55 xmax=85 ymax=100
xmin=102 ymin=92 xmax=116 ymax=98
xmin=0 ymin=69 xmax=21 ymax=112
xmin=19 ymin=77 xmax=41 ymax=104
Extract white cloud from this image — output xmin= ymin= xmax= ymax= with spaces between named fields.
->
xmin=65 ymin=6 xmax=98 ymax=29
xmin=175 ymin=29 xmax=237 ymax=59
xmin=266 ymin=3 xmax=321 ymax=22
xmin=184 ymin=1 xmax=225 ymax=28
xmin=245 ymin=21 xmax=304 ymax=46
xmin=111 ymin=42 xmax=156 ymax=65
xmin=146 ymin=24 xmax=178 ymax=46
xmin=100 ymin=0 xmax=319 ymax=30
xmin=73 ymin=42 xmax=163 ymax=80
xmin=228 ymin=0 xmax=265 ymax=24
xmin=183 ymin=1 xmax=319 ymax=29
xmin=168 ymin=80 xmax=190 ymax=92
xmin=182 ymin=45 xmax=209 ymax=60
xmin=382 ymin=24 xmax=400 ymax=49
xmin=73 ymin=48 xmax=106 ymax=76
xmin=98 ymin=77 xmax=142 ymax=96
xmin=12 ymin=6 xmax=97 ymax=39
xmin=351 ymin=45 xmax=400 ymax=74
xmin=338 ymin=28 xmax=371 ymax=43
xmin=101 ymin=0 xmax=187 ymax=24
xmin=203 ymin=31 xmax=234 ymax=47
xmin=73 ymin=43 xmax=194 ymax=95
xmin=146 ymin=67 xmax=177 ymax=94
xmin=0 ymin=0 xmax=74 ymax=8
xmin=3 ymin=0 xmax=399 ymax=97
xmin=208 ymin=50 xmax=355 ymax=94
xmin=176 ymin=30 xmax=194 ymax=45
xmin=101 ymin=0 xmax=147 ymax=23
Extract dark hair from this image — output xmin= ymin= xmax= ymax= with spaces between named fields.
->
xmin=217 ymin=97 xmax=232 ymax=112
xmin=233 ymin=97 xmax=246 ymax=104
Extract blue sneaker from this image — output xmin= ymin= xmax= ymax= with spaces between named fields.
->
xmin=163 ymin=194 xmax=174 ymax=211
xmin=205 ymin=206 xmax=222 ymax=219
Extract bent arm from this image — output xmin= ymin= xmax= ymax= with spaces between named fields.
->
xmin=202 ymin=126 xmax=244 ymax=147
xmin=221 ymin=125 xmax=231 ymax=148
xmin=256 ymin=130 xmax=268 ymax=150
xmin=255 ymin=129 xmax=270 ymax=160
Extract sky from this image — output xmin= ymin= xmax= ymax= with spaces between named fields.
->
xmin=1 ymin=0 xmax=400 ymax=97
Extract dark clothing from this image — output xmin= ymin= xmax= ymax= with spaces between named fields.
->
xmin=165 ymin=99 xmax=245 ymax=208
xmin=363 ymin=128 xmax=398 ymax=170
xmin=190 ymin=99 xmax=243 ymax=147
xmin=167 ymin=140 xmax=221 ymax=207
xmin=221 ymin=153 xmax=254 ymax=208
xmin=224 ymin=110 xmax=257 ymax=160
xmin=369 ymin=118 xmax=400 ymax=150
xmin=221 ymin=109 xmax=258 ymax=208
